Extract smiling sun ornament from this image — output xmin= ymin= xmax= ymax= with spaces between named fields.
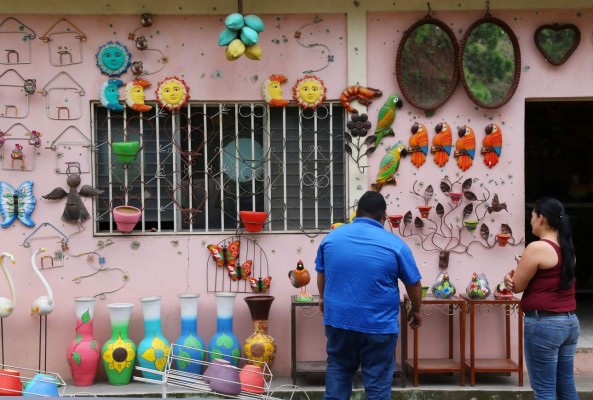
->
xmin=125 ymin=79 xmax=152 ymax=112
xmin=96 ymin=41 xmax=132 ymax=77
xmin=155 ymin=76 xmax=190 ymax=111
xmin=262 ymin=74 xmax=289 ymax=107
xmin=293 ymin=75 xmax=327 ymax=110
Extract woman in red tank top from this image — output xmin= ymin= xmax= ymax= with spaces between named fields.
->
xmin=504 ymin=197 xmax=579 ymax=399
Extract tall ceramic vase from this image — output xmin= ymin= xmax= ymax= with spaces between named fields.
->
xmin=207 ymin=292 xmax=241 ymax=366
xmin=66 ymin=297 xmax=100 ymax=386
xmin=138 ymin=296 xmax=170 ymax=381
xmin=243 ymin=295 xmax=276 ymax=368
xmin=101 ymin=303 xmax=137 ymax=385
xmin=173 ymin=293 xmax=206 ymax=374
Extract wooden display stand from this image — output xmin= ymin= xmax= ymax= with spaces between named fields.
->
xmin=403 ymin=294 xmax=466 ymax=386
xmin=460 ymin=294 xmax=523 ymax=386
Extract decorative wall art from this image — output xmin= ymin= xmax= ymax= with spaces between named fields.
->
xmin=0 ymin=17 xmax=36 ymax=65
xmin=99 ymin=79 xmax=125 ymax=111
xmin=125 ymin=79 xmax=152 ymax=112
xmin=47 ymin=126 xmax=92 ymax=174
xmin=294 ymin=16 xmax=334 ymax=74
xmin=155 ymin=76 xmax=189 ymax=111
xmin=454 ymin=125 xmax=476 ymax=172
xmin=22 ymin=222 xmax=69 ymax=269
xmin=39 ymin=18 xmax=86 ymax=66
xmin=534 ymin=23 xmax=580 ymax=66
xmin=370 ymin=141 xmax=408 ymax=192
xmin=339 ymin=85 xmax=382 ymax=114
xmin=431 ymin=122 xmax=453 ymax=167
xmin=0 ymin=123 xmax=40 ymax=171
xmin=127 ymin=14 xmax=168 ymax=76
xmin=292 ymin=75 xmax=327 ymax=110
xmin=40 ymin=72 xmax=85 ymax=120
xmin=481 ymin=123 xmax=503 ymax=168
xmin=96 ymin=41 xmax=132 ymax=77
xmin=219 ymin=13 xmax=265 ymax=61
xmin=408 ymin=122 xmax=429 ymax=169
xmin=261 ymin=74 xmax=289 ymax=107
xmin=366 ymin=94 xmax=403 ymax=153
xmin=0 ymin=69 xmax=35 ymax=119
xmin=344 ymin=112 xmax=373 ymax=173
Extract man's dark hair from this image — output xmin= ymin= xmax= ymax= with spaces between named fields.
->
xmin=356 ymin=191 xmax=386 ymax=221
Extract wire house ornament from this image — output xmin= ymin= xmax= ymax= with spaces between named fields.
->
xmin=39 ymin=18 xmax=86 ymax=66
xmin=0 ymin=17 xmax=35 ymax=65
xmin=40 ymin=72 xmax=85 ymax=120
xmin=0 ymin=69 xmax=35 ymax=119
xmin=0 ymin=122 xmax=39 ymax=171
xmin=22 ymin=222 xmax=70 ymax=271
xmin=47 ymin=126 xmax=92 ymax=174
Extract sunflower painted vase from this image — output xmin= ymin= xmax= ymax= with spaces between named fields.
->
xmin=138 ymin=296 xmax=170 ymax=381
xmin=207 ymin=292 xmax=241 ymax=366
xmin=243 ymin=295 xmax=276 ymax=368
xmin=173 ymin=293 xmax=206 ymax=374
xmin=67 ymin=297 xmax=100 ymax=386
xmin=101 ymin=303 xmax=137 ymax=385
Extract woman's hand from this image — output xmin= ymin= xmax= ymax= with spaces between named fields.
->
xmin=504 ymin=269 xmax=515 ymax=291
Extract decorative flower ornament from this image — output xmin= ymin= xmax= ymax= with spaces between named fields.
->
xmin=96 ymin=41 xmax=132 ymax=77
xmin=293 ymin=75 xmax=327 ymax=109
xmin=155 ymin=76 xmax=189 ymax=111
xmin=125 ymin=79 xmax=152 ymax=112
xmin=347 ymin=113 xmax=371 ymax=137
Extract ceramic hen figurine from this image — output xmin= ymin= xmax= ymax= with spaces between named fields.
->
xmin=466 ymin=272 xmax=492 ymax=300
xmin=42 ymin=172 xmax=104 ymax=224
xmin=288 ymin=260 xmax=311 ymax=288
xmin=431 ymin=271 xmax=456 ymax=299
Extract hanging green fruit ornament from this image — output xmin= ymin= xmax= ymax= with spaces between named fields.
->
xmin=219 ymin=13 xmax=265 ymax=61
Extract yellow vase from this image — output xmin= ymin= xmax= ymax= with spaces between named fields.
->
xmin=243 ymin=296 xmax=276 ymax=369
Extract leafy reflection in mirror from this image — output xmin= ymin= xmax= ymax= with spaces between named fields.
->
xmin=535 ymin=23 xmax=580 ymax=66
xmin=459 ymin=17 xmax=521 ymax=109
xmin=396 ymin=17 xmax=459 ymax=111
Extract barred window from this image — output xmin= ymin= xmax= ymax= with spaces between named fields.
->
xmin=92 ymin=102 xmax=348 ymax=234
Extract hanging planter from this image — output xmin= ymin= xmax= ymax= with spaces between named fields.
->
xmin=496 ymin=233 xmax=511 ymax=247
xmin=112 ymin=205 xmax=141 ymax=233
xmin=387 ymin=214 xmax=403 ymax=228
xmin=111 ymin=141 xmax=140 ymax=164
xmin=239 ymin=211 xmax=268 ymax=232
xmin=417 ymin=205 xmax=432 ymax=219
xmin=449 ymin=192 xmax=463 ymax=205
xmin=464 ymin=219 xmax=479 ymax=232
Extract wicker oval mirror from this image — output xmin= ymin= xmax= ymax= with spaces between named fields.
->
xmin=396 ymin=17 xmax=459 ymax=111
xmin=534 ymin=23 xmax=580 ymax=66
xmin=459 ymin=16 xmax=521 ymax=109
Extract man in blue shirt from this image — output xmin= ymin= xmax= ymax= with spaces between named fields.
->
xmin=315 ymin=190 xmax=423 ymax=400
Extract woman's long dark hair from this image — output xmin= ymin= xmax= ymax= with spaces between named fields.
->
xmin=534 ymin=197 xmax=576 ymax=290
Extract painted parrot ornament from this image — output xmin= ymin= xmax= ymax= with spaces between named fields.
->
xmin=371 ymin=141 xmax=408 ymax=192
xmin=408 ymin=122 xmax=429 ymax=168
xmin=481 ymin=123 xmax=503 ymax=168
xmin=431 ymin=122 xmax=452 ymax=167
xmin=42 ymin=172 xmax=104 ymax=224
xmin=366 ymin=94 xmax=403 ymax=152
xmin=454 ymin=125 xmax=476 ymax=172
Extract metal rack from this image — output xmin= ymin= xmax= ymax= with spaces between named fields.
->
xmin=134 ymin=344 xmax=272 ymax=399
xmin=0 ymin=364 xmax=66 ymax=396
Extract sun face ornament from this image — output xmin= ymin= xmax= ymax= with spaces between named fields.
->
xmin=96 ymin=41 xmax=132 ymax=77
xmin=125 ymin=79 xmax=152 ymax=112
xmin=155 ymin=76 xmax=189 ymax=111
xmin=99 ymin=79 xmax=125 ymax=111
xmin=262 ymin=74 xmax=289 ymax=107
xmin=293 ymin=75 xmax=327 ymax=110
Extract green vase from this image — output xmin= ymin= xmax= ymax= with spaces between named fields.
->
xmin=101 ymin=303 xmax=137 ymax=385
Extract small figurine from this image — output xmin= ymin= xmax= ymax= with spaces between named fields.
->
xmin=371 ymin=141 xmax=408 ymax=191
xmin=0 ymin=130 xmax=8 ymax=147
xmin=42 ymin=171 xmax=104 ymax=224
xmin=339 ymin=85 xmax=382 ymax=114
xmin=431 ymin=122 xmax=453 ymax=167
xmin=288 ymin=260 xmax=311 ymax=288
xmin=0 ymin=180 xmax=36 ymax=228
xmin=23 ymin=79 xmax=37 ymax=95
xmin=466 ymin=272 xmax=491 ymax=300
xmin=481 ymin=123 xmax=503 ymax=168
xmin=366 ymin=94 xmax=403 ymax=150
xmin=408 ymin=122 xmax=429 ymax=168
xmin=454 ymin=125 xmax=476 ymax=172
xmin=494 ymin=281 xmax=513 ymax=300
xmin=27 ymin=131 xmax=42 ymax=147
xmin=431 ymin=271 xmax=456 ymax=299
xmin=11 ymin=144 xmax=25 ymax=170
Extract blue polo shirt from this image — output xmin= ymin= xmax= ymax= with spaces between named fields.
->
xmin=315 ymin=217 xmax=421 ymax=334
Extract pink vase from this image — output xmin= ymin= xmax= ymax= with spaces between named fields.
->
xmin=66 ymin=297 xmax=101 ymax=386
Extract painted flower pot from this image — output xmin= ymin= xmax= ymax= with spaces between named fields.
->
xmin=417 ymin=205 xmax=432 ymax=219
xmin=240 ymin=211 xmax=268 ymax=232
xmin=243 ymin=295 xmax=276 ymax=368
xmin=102 ymin=303 xmax=136 ymax=385
xmin=449 ymin=192 xmax=463 ymax=205
xmin=23 ymin=373 xmax=59 ymax=397
xmin=0 ymin=369 xmax=22 ymax=396
xmin=464 ymin=219 xmax=479 ymax=232
xmin=113 ymin=205 xmax=141 ymax=233
xmin=496 ymin=233 xmax=511 ymax=247
xmin=387 ymin=214 xmax=403 ymax=228
xmin=112 ymin=141 xmax=140 ymax=163
xmin=67 ymin=297 xmax=100 ymax=386
xmin=208 ymin=363 xmax=241 ymax=396
xmin=239 ymin=364 xmax=265 ymax=394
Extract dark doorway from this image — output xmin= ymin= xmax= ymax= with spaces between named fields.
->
xmin=525 ymin=100 xmax=593 ymax=296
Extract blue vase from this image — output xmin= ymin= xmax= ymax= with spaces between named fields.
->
xmin=207 ymin=292 xmax=241 ymax=366
xmin=173 ymin=293 xmax=206 ymax=374
xmin=138 ymin=296 xmax=170 ymax=381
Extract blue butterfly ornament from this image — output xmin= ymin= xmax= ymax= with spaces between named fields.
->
xmin=0 ymin=180 xmax=36 ymax=228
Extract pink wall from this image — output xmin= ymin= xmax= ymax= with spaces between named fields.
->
xmin=0 ymin=7 xmax=588 ymax=383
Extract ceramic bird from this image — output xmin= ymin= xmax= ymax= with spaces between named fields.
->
xmin=466 ymin=272 xmax=491 ymax=300
xmin=371 ymin=141 xmax=408 ymax=192
xmin=366 ymin=94 xmax=403 ymax=151
xmin=494 ymin=281 xmax=513 ymax=300
xmin=431 ymin=122 xmax=452 ymax=167
xmin=0 ymin=252 xmax=16 ymax=318
xmin=481 ymin=123 xmax=503 ymax=168
xmin=454 ymin=125 xmax=476 ymax=172
xmin=30 ymin=248 xmax=54 ymax=316
xmin=487 ymin=194 xmax=508 ymax=214
xmin=42 ymin=173 xmax=104 ymax=224
xmin=288 ymin=260 xmax=311 ymax=288
xmin=431 ymin=271 xmax=456 ymax=299
xmin=408 ymin=122 xmax=429 ymax=168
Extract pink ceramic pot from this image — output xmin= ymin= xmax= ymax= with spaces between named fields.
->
xmin=239 ymin=364 xmax=265 ymax=394
xmin=112 ymin=205 xmax=141 ymax=233
xmin=0 ymin=369 xmax=22 ymax=396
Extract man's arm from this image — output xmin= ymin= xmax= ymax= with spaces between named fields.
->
xmin=317 ymin=272 xmax=325 ymax=314
xmin=404 ymin=280 xmax=423 ymax=329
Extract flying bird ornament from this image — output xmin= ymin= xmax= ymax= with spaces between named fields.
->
xmin=366 ymin=94 xmax=403 ymax=151
xmin=42 ymin=172 xmax=104 ymax=224
xmin=481 ymin=123 xmax=503 ymax=168
xmin=454 ymin=125 xmax=476 ymax=172
xmin=431 ymin=122 xmax=452 ymax=167
xmin=371 ymin=141 xmax=408 ymax=192
xmin=408 ymin=122 xmax=429 ymax=168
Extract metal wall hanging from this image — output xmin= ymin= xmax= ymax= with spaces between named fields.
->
xmin=294 ymin=16 xmax=334 ymax=74
xmin=0 ymin=17 xmax=36 ymax=64
xmin=47 ymin=125 xmax=92 ymax=174
xmin=534 ymin=23 xmax=580 ymax=66
xmin=344 ymin=113 xmax=373 ymax=173
xmin=127 ymin=14 xmax=168 ymax=76
xmin=0 ymin=69 xmax=35 ymax=119
xmin=22 ymin=222 xmax=70 ymax=269
xmin=40 ymin=71 xmax=85 ymax=120
xmin=96 ymin=41 xmax=132 ymax=77
xmin=0 ymin=180 xmax=36 ymax=228
xmin=0 ymin=123 xmax=40 ymax=171
xmin=39 ymin=18 xmax=86 ymax=66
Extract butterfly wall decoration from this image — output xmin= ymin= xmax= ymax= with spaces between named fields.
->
xmin=249 ymin=276 xmax=272 ymax=293
xmin=0 ymin=180 xmax=36 ymax=228
xmin=208 ymin=241 xmax=240 ymax=268
xmin=228 ymin=260 xmax=252 ymax=281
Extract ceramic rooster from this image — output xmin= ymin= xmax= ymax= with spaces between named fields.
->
xmin=366 ymin=94 xmax=403 ymax=151
xmin=431 ymin=271 xmax=456 ymax=299
xmin=408 ymin=122 xmax=429 ymax=168
xmin=431 ymin=122 xmax=452 ymax=167
xmin=481 ymin=123 xmax=503 ymax=168
xmin=371 ymin=141 xmax=408 ymax=192
xmin=42 ymin=172 xmax=104 ymax=224
xmin=454 ymin=125 xmax=476 ymax=172
xmin=289 ymin=260 xmax=313 ymax=302
xmin=466 ymin=272 xmax=492 ymax=300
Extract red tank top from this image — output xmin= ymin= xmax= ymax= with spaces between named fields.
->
xmin=520 ymin=239 xmax=576 ymax=312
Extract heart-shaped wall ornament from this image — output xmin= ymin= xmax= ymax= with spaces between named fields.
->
xmin=534 ymin=23 xmax=581 ymax=66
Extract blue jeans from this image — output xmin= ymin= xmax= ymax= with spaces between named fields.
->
xmin=524 ymin=313 xmax=580 ymax=400
xmin=324 ymin=325 xmax=397 ymax=400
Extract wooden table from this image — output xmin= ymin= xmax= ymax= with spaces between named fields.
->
xmin=403 ymin=294 xmax=465 ymax=386
xmin=460 ymin=294 xmax=523 ymax=386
